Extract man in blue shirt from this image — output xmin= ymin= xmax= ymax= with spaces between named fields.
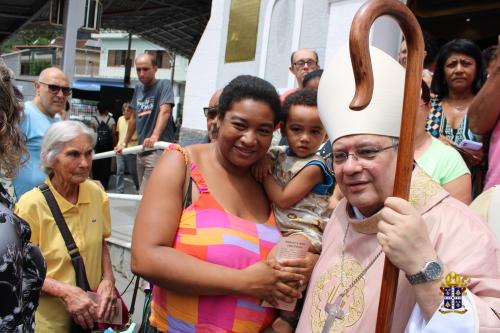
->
xmin=13 ymin=67 xmax=70 ymax=199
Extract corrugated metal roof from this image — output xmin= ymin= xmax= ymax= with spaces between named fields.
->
xmin=1 ymin=0 xmax=211 ymax=59
xmin=0 ymin=0 xmax=48 ymax=44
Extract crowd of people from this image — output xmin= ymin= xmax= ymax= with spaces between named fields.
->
xmin=0 ymin=27 xmax=499 ymax=333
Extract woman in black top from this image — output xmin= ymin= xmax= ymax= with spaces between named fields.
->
xmin=0 ymin=63 xmax=46 ymax=332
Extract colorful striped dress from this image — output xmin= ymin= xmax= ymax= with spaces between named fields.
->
xmin=425 ymin=97 xmax=480 ymax=145
xmin=150 ymin=146 xmax=281 ymax=332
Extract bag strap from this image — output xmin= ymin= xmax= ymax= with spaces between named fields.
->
xmin=38 ymin=183 xmax=91 ymax=291
xmin=129 ymin=148 xmax=193 ymax=316
xmin=182 ymin=150 xmax=192 ymax=207
xmin=128 ymin=276 xmax=141 ymax=316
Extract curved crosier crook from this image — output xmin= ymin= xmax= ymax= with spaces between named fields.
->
xmin=348 ymin=1 xmax=424 ymax=332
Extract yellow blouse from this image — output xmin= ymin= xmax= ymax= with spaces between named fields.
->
xmin=15 ymin=178 xmax=111 ymax=333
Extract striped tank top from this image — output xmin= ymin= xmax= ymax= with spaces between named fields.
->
xmin=150 ymin=145 xmax=281 ymax=332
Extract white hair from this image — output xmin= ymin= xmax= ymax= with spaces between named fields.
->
xmin=40 ymin=120 xmax=96 ymax=175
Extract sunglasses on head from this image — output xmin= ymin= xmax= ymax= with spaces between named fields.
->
xmin=39 ymin=81 xmax=72 ymax=96
xmin=203 ymin=105 xmax=218 ymax=119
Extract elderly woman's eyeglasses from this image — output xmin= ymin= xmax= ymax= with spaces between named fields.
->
xmin=293 ymin=60 xmax=317 ymax=68
xmin=332 ymin=144 xmax=398 ymax=165
xmin=39 ymin=81 xmax=72 ymax=96
xmin=203 ymin=106 xmax=218 ymax=119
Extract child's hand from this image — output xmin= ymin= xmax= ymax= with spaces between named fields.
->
xmin=252 ymin=154 xmax=273 ymax=183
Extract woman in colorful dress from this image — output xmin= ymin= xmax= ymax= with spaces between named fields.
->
xmin=131 ymin=75 xmax=315 ymax=332
xmin=425 ymin=38 xmax=487 ymax=195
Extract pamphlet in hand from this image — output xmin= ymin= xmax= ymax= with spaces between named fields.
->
xmin=87 ymin=291 xmax=123 ymax=325
xmin=457 ymin=139 xmax=483 ymax=151
xmin=262 ymin=237 xmax=309 ymax=311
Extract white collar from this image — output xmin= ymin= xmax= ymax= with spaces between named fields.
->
xmin=351 ymin=206 xmax=365 ymax=220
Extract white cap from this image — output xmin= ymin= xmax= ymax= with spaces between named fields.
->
xmin=318 ymin=45 xmax=405 ymax=143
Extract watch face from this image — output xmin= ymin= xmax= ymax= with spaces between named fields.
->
xmin=424 ymin=261 xmax=443 ymax=280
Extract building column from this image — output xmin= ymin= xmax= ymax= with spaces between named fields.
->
xmin=371 ymin=0 xmax=408 ymax=59
xmin=324 ymin=0 xmax=407 ymax=65
xmin=287 ymin=0 xmax=304 ymax=88
xmin=61 ymin=0 xmax=86 ymax=83
xmin=180 ymin=0 xmax=227 ymax=144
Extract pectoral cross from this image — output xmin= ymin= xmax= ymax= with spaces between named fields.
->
xmin=322 ymin=295 xmax=345 ymax=333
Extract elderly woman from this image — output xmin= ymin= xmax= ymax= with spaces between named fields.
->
xmin=16 ymin=120 xmax=116 ymax=333
xmin=0 ymin=63 xmax=46 ymax=332
xmin=131 ymin=75 xmax=315 ymax=332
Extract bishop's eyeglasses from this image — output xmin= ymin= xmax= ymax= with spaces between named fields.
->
xmin=332 ymin=144 xmax=399 ymax=165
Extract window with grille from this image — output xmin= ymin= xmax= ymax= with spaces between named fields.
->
xmin=107 ymin=50 xmax=136 ymax=67
xmin=145 ymin=50 xmax=171 ymax=69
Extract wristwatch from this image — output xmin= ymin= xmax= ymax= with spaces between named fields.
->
xmin=406 ymin=258 xmax=444 ymax=285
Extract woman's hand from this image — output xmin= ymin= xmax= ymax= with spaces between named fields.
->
xmin=460 ymin=147 xmax=484 ymax=166
xmin=240 ymin=260 xmax=305 ymax=306
xmin=96 ymin=279 xmax=117 ymax=322
xmin=63 ymin=285 xmax=98 ymax=330
xmin=439 ymin=136 xmax=484 ymax=167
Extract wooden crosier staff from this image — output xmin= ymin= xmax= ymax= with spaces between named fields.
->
xmin=348 ymin=0 xmax=424 ymax=332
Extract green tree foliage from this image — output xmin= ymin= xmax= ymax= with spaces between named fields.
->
xmin=30 ymin=59 xmax=52 ymax=76
xmin=0 ymin=25 xmax=60 ymax=53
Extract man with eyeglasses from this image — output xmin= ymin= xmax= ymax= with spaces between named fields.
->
xmin=204 ymin=89 xmax=222 ymax=143
xmin=182 ymin=89 xmax=221 ymax=146
xmin=13 ymin=67 xmax=70 ymax=199
xmin=297 ymin=46 xmax=500 ymax=332
xmin=115 ymin=53 xmax=175 ymax=193
xmin=281 ymin=48 xmax=320 ymax=102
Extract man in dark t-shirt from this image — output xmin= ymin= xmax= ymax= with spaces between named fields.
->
xmin=114 ymin=53 xmax=175 ymax=193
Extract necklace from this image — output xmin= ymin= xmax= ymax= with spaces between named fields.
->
xmin=322 ymin=223 xmax=383 ymax=333
xmin=446 ymin=99 xmax=469 ymax=112
xmin=451 ymin=104 xmax=468 ymax=112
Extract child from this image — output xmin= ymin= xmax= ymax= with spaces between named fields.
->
xmin=255 ymin=88 xmax=335 ymax=332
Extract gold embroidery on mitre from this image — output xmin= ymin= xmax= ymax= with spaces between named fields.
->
xmin=311 ymin=258 xmax=365 ymax=333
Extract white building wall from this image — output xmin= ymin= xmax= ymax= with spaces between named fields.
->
xmin=324 ymin=0 xmax=406 ymax=66
xmin=297 ymin=0 xmax=329 ymax=81
xmin=264 ymin=1 xmax=294 ymax=89
xmin=182 ymin=1 xmax=226 ymax=131
xmin=371 ymin=14 xmax=406 ymax=59
xmin=181 ymin=0 xmax=406 ymax=136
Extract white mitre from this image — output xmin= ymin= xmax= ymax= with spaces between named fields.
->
xmin=318 ymin=45 xmax=405 ymax=143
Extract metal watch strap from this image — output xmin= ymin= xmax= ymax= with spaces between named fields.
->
xmin=406 ymin=271 xmax=427 ymax=285
xmin=406 ymin=258 xmax=443 ymax=285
